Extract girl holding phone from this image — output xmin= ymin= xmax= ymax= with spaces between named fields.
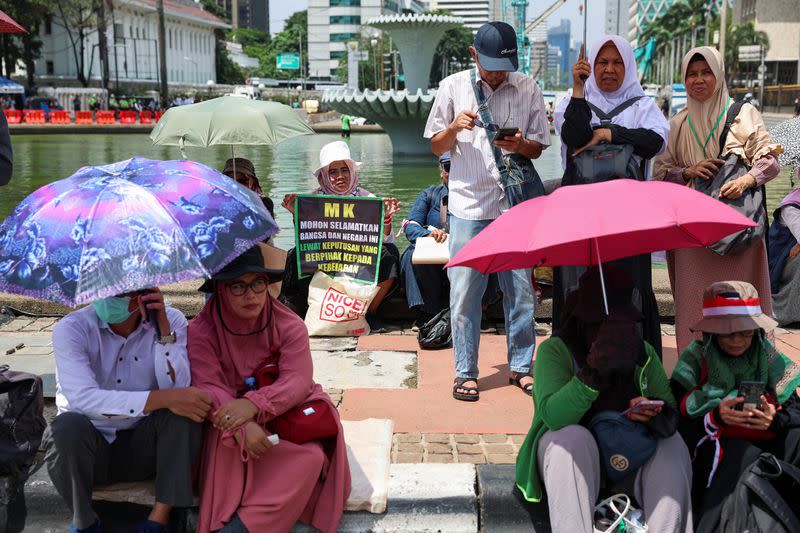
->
xmin=671 ymin=280 xmax=800 ymax=533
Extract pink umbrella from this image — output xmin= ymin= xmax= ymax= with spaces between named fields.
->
xmin=447 ymin=179 xmax=757 ymax=312
xmin=0 ymin=10 xmax=26 ymax=34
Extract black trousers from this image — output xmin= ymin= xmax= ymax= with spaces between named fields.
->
xmin=42 ymin=409 xmax=202 ymax=529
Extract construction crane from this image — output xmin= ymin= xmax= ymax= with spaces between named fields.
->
xmin=502 ymin=0 xmax=568 ymax=75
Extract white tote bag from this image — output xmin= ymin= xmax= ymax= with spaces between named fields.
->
xmin=593 ymin=494 xmax=648 ymax=533
xmin=304 ymin=271 xmax=379 ymax=336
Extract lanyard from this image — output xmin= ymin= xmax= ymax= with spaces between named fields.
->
xmin=688 ymin=98 xmax=730 ymax=158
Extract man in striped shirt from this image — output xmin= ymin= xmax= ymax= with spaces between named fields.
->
xmin=424 ymin=21 xmax=549 ymax=401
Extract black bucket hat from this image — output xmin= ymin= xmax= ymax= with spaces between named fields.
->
xmin=198 ymin=245 xmax=284 ymax=293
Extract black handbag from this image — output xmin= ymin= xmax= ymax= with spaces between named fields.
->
xmin=694 ymin=101 xmax=768 ymax=256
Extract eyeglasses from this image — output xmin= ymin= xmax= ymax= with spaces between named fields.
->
xmin=226 ymin=277 xmax=269 ymax=296
xmin=473 ymin=101 xmax=511 ymax=132
xmin=717 ymin=330 xmax=756 ymax=340
xmin=440 ymin=162 xmax=451 ymax=173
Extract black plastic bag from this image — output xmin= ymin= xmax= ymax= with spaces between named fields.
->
xmin=417 ymin=308 xmax=452 ymax=350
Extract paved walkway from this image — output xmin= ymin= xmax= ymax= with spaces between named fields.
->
xmin=6 ymin=314 xmax=799 ymax=468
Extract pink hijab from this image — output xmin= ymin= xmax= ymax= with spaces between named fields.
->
xmin=188 ymin=288 xmax=351 ymax=533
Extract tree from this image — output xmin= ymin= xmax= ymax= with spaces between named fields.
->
xmin=214 ymin=30 xmax=244 ymax=84
xmin=54 ymin=0 xmax=96 ymax=86
xmin=259 ymin=10 xmax=306 ymax=80
xmin=199 ymin=0 xmax=227 ymax=22
xmin=0 ymin=0 xmax=50 ymax=86
xmin=429 ymin=25 xmax=472 ymax=86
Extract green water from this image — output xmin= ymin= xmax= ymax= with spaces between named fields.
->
xmin=6 ymin=132 xmax=568 ymax=251
xmin=6 ymin=133 xmax=794 ymax=252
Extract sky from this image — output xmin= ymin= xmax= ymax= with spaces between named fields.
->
xmin=270 ymin=0 xmax=609 ymax=48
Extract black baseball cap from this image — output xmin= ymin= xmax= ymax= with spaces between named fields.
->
xmin=473 ymin=22 xmax=519 ymax=72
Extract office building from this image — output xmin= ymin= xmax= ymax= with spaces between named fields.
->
xmin=733 ymin=0 xmax=799 ymax=84
xmin=605 ymin=0 xmax=630 ymax=37
xmin=307 ymin=0 xmax=424 ymax=81
xmin=216 ymin=0 xmax=269 ymax=32
xmin=428 ymin=0 xmax=490 ymax=32
xmin=547 ymin=19 xmax=570 ymax=85
xmin=628 ymin=0 xmax=678 ymax=47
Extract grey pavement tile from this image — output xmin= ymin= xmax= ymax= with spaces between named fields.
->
xmin=309 ymin=337 xmax=358 ymax=351
xmin=311 ymin=349 xmax=417 ymax=390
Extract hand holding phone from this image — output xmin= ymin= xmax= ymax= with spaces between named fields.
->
xmin=735 ymin=381 xmax=765 ymax=411
xmin=493 ymin=127 xmax=520 ymax=141
xmin=622 ymin=399 xmax=664 ymax=416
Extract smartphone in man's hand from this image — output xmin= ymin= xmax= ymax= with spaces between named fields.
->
xmin=494 ymin=127 xmax=520 ymax=141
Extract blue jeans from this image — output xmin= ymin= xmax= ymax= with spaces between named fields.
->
xmin=448 ymin=214 xmax=535 ymax=379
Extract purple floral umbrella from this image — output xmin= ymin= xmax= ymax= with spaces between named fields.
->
xmin=0 ymin=157 xmax=278 ymax=306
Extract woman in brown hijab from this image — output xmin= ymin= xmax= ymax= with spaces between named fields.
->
xmin=653 ymin=47 xmax=781 ymax=353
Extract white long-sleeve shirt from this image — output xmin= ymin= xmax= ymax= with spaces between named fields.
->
xmin=53 ymin=305 xmax=190 ymax=442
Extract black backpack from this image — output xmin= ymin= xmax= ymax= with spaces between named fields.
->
xmin=0 ymin=365 xmax=45 ymax=477
xmin=719 ymin=453 xmax=800 ymax=533
xmin=0 ymin=365 xmax=45 ymax=532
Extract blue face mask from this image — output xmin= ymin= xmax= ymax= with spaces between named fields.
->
xmin=93 ymin=296 xmax=134 ymax=324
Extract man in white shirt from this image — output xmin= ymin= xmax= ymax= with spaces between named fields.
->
xmin=43 ymin=288 xmax=212 ymax=533
xmin=424 ymin=22 xmax=549 ymax=402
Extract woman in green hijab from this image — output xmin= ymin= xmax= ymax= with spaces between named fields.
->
xmin=671 ymin=280 xmax=800 ymax=533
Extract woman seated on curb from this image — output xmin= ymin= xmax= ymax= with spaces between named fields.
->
xmin=280 ymin=141 xmax=401 ymax=332
xmin=670 ymin=280 xmax=800 ymax=533
xmin=515 ymin=267 xmax=693 ymax=533
xmin=187 ymin=246 xmax=351 ymax=533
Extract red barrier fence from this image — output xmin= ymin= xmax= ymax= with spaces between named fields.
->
xmin=50 ymin=110 xmax=71 ymax=124
xmin=119 ymin=110 xmax=136 ymax=124
xmin=75 ymin=111 xmax=94 ymax=124
xmin=95 ymin=110 xmax=116 ymax=124
xmin=23 ymin=110 xmax=46 ymax=124
xmin=3 ymin=110 xmax=21 ymax=124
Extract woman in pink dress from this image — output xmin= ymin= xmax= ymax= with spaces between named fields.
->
xmin=188 ymin=245 xmax=350 ymax=533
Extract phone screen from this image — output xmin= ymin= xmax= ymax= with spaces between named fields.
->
xmin=736 ymin=381 xmax=765 ymax=411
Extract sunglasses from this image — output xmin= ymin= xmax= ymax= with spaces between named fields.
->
xmin=440 ymin=161 xmax=450 ymax=173
xmin=473 ymin=101 xmax=511 ymax=132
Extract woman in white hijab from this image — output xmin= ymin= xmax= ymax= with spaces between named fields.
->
xmin=551 ymin=35 xmax=670 ymax=357
xmin=653 ymin=47 xmax=781 ymax=354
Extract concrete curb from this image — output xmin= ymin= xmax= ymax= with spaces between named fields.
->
xmin=24 ymin=463 xmax=479 ymax=533
xmin=476 ymin=465 xmax=551 ymax=533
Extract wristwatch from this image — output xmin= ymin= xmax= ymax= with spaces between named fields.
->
xmin=156 ymin=332 xmax=176 ymax=345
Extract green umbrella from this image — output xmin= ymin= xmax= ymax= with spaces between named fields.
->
xmin=149 ymin=95 xmax=315 ymax=162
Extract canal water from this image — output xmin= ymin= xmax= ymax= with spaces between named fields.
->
xmin=6 ymin=132 xmax=795 ymax=252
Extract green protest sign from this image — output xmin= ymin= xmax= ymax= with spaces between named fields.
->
xmin=294 ymin=195 xmax=384 ymax=284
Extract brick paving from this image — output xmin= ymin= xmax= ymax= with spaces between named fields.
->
xmin=391 ymin=432 xmax=524 ymax=465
